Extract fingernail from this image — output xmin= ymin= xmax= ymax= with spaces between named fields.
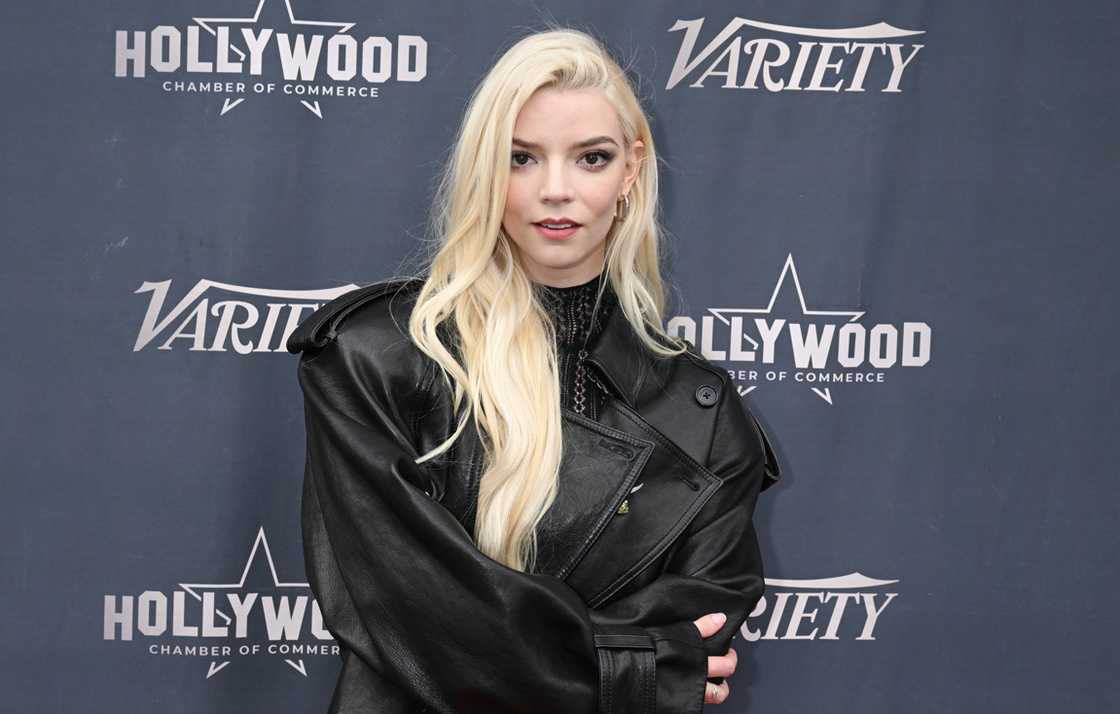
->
xmin=714 ymin=612 xmax=727 ymax=626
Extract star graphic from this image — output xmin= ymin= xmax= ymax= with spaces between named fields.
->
xmin=178 ymin=526 xmax=316 ymax=679
xmin=708 ymin=253 xmax=864 ymax=404
xmin=192 ymin=0 xmax=356 ymax=118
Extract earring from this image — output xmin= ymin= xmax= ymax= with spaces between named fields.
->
xmin=615 ymin=193 xmax=631 ymax=221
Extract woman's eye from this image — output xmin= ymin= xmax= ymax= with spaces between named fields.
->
xmin=511 ymin=151 xmax=533 ymax=167
xmin=581 ymin=150 xmax=614 ymax=169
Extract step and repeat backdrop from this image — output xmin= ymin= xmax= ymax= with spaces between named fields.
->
xmin=3 ymin=1 xmax=1116 ymax=712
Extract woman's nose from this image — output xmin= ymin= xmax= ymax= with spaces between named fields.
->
xmin=539 ymin=163 xmax=573 ymax=201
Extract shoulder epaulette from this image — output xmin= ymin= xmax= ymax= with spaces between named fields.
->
xmin=286 ymin=278 xmax=421 ymax=354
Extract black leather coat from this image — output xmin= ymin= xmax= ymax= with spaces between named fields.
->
xmin=287 ymin=279 xmax=780 ymax=714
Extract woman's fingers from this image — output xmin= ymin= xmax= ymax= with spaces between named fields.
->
xmin=693 ymin=619 xmax=738 ymax=705
xmin=707 ymin=647 xmax=738 ymax=678
xmin=705 ymin=648 xmax=739 ymax=704
xmin=705 ymin=680 xmax=730 ymax=705
xmin=692 ymin=611 xmax=727 ymax=638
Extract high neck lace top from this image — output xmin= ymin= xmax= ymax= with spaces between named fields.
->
xmin=535 ymin=273 xmax=617 ymax=420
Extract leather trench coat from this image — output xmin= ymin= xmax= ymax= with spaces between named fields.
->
xmin=287 ymin=278 xmax=780 ymax=714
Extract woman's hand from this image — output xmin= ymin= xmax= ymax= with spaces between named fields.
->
xmin=693 ymin=612 xmax=738 ymax=705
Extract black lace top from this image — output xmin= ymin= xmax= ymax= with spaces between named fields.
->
xmin=535 ymin=273 xmax=617 ymax=420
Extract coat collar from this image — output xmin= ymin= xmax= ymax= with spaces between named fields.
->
xmin=583 ymin=291 xmax=676 ymax=411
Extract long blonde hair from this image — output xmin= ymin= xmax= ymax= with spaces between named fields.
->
xmin=408 ymin=27 xmax=684 ymax=572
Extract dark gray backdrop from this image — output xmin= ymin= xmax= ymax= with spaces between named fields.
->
xmin=3 ymin=1 xmax=1116 ymax=712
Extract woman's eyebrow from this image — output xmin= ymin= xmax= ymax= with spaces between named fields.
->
xmin=512 ymin=136 xmax=620 ymax=150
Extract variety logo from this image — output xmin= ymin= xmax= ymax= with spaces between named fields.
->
xmin=746 ymin=572 xmax=898 ymax=641
xmin=667 ymin=254 xmax=931 ymax=403
xmin=113 ymin=0 xmax=428 ymax=117
xmin=666 ymin=17 xmax=924 ymax=92
xmin=132 ymin=278 xmax=355 ymax=353
xmin=103 ymin=528 xmax=335 ymax=678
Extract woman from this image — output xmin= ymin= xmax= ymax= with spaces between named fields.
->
xmin=289 ymin=27 xmax=780 ymax=714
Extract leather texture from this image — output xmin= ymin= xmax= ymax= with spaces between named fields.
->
xmin=288 ymin=278 xmax=781 ymax=713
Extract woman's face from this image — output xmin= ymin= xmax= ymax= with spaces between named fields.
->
xmin=502 ymin=87 xmax=645 ymax=287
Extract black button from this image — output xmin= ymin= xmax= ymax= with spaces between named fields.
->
xmin=695 ymin=384 xmax=719 ymax=407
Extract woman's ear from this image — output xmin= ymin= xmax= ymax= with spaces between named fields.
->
xmin=622 ymin=139 xmax=645 ymax=194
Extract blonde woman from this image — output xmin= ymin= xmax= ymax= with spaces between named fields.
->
xmin=290 ymin=27 xmax=780 ymax=714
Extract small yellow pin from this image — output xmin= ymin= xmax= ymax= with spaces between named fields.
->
xmin=617 ymin=499 xmax=629 ymax=514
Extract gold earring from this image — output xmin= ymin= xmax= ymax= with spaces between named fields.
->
xmin=615 ymin=193 xmax=631 ymax=221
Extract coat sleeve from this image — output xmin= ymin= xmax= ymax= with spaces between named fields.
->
xmin=296 ymin=330 xmax=777 ymax=714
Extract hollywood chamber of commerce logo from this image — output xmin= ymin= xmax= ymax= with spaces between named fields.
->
xmin=132 ymin=279 xmax=356 ymax=353
xmin=103 ymin=528 xmax=336 ymax=678
xmin=113 ymin=0 xmax=428 ymax=118
xmin=665 ymin=17 xmax=924 ymax=92
xmin=666 ymin=254 xmax=932 ymax=404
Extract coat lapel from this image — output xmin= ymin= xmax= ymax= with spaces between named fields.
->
xmin=532 ymin=410 xmax=655 ymax=581
xmin=556 ymin=401 xmax=723 ymax=607
xmin=535 ymin=305 xmax=727 ymax=607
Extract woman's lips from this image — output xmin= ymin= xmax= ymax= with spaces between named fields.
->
xmin=533 ymin=223 xmax=580 ymax=240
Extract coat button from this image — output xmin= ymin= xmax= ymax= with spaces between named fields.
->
xmin=695 ymin=384 xmax=719 ymax=407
